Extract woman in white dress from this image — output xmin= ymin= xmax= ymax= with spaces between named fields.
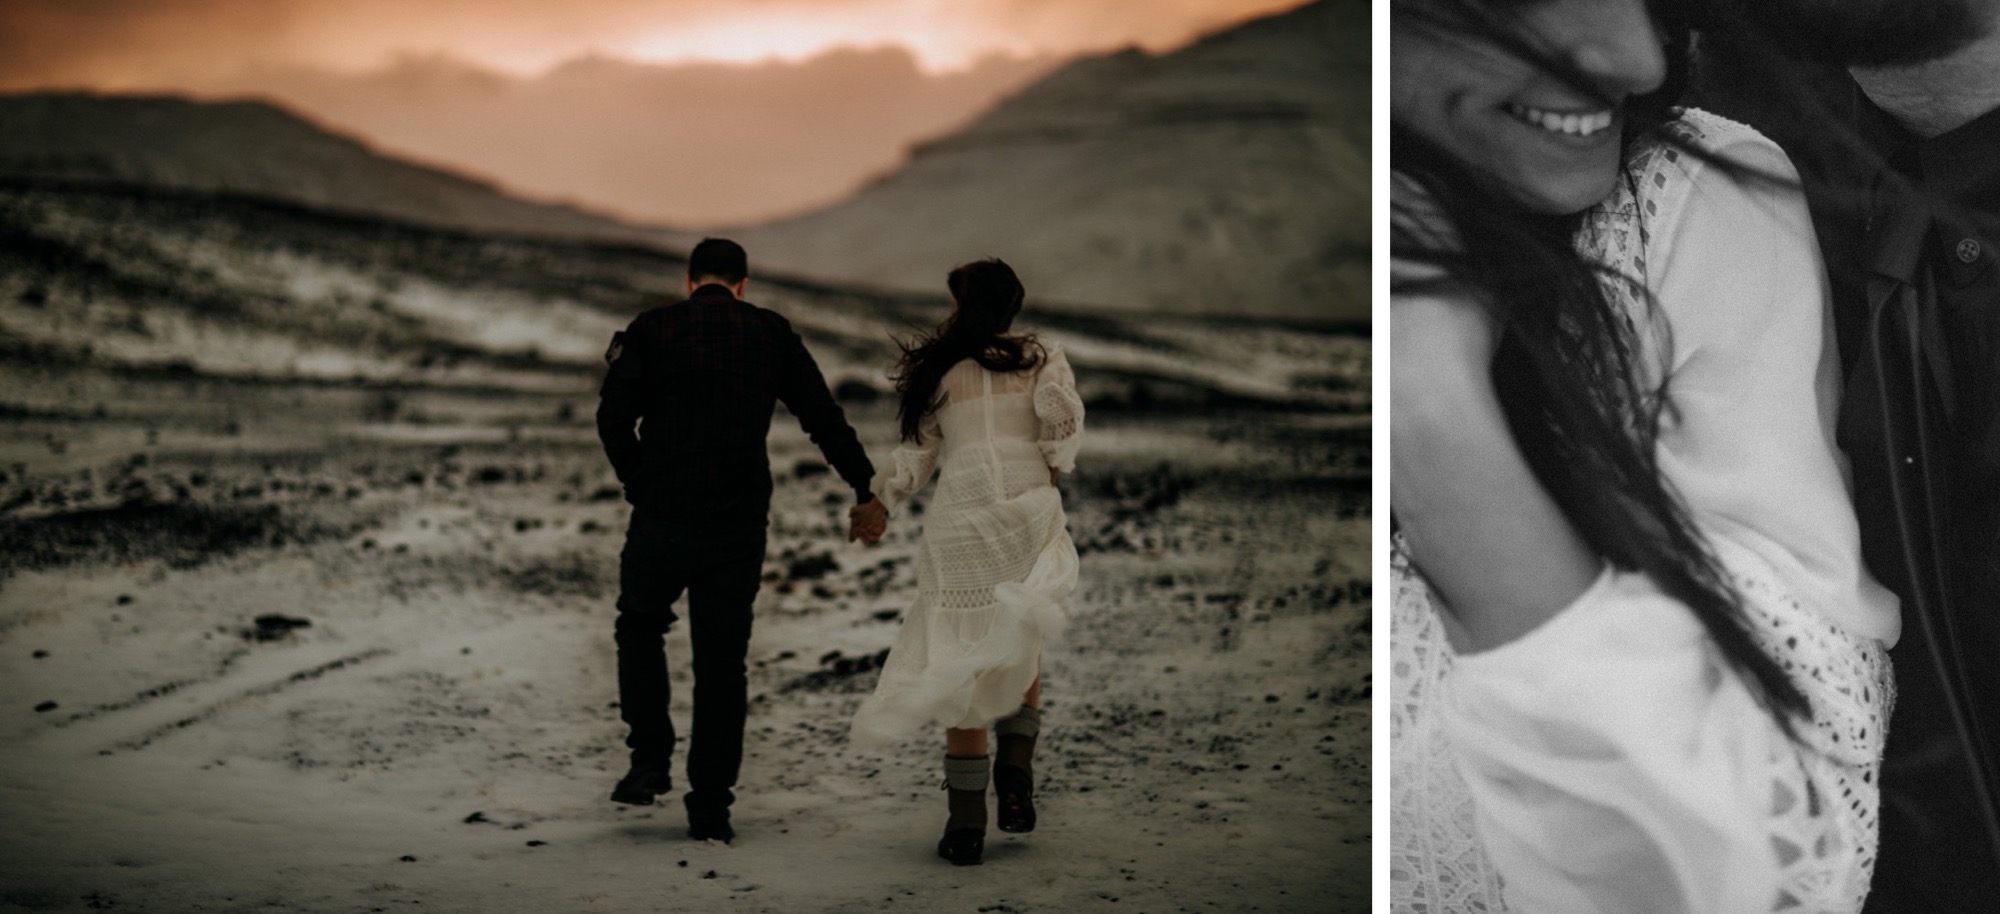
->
xmin=1391 ymin=1 xmax=1898 ymax=911
xmin=849 ymin=258 xmax=1083 ymax=866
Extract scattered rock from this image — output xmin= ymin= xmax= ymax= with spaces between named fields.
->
xmin=783 ymin=648 xmax=892 ymax=692
xmin=400 ymin=855 xmax=417 ymax=863
xmin=526 ymin=840 xmax=546 ymax=847
xmin=787 ymin=552 xmax=839 ymax=580
xmin=32 ymin=649 xmax=48 ymax=659
xmin=792 ymin=461 xmax=831 ymax=480
xmin=463 ymin=811 xmax=489 ymax=824
xmin=34 ymin=700 xmax=57 ymax=713
xmin=248 ymin=614 xmax=312 ymax=641
xmin=116 ymin=594 xmax=134 ymax=605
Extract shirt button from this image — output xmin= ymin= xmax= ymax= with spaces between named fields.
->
xmin=1957 ymin=237 xmax=1982 ymax=263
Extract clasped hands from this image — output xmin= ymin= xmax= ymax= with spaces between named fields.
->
xmin=848 ymin=497 xmax=887 ymax=545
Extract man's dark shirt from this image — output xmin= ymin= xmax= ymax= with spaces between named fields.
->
xmin=1695 ymin=36 xmax=2000 ymax=910
xmin=596 ymin=284 xmax=874 ymax=521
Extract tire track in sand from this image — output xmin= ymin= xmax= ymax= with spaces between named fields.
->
xmin=31 ymin=647 xmax=396 ymax=756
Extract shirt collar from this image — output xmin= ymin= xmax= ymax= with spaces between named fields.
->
xmin=1911 ymin=104 xmax=2000 ymax=288
xmin=690 ymin=283 xmax=739 ymax=300
xmin=1851 ymin=86 xmax=2000 ymax=289
xmin=1915 ymin=102 xmax=2000 ymax=206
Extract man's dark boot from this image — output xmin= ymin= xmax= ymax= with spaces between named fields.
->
xmin=995 ymin=706 xmax=1040 ymax=833
xmin=610 ymin=760 xmax=673 ymax=806
xmin=686 ymin=791 xmax=735 ymax=844
xmin=938 ymin=755 xmax=989 ymax=866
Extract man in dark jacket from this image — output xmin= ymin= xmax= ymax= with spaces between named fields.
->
xmin=1691 ymin=2 xmax=2000 ymax=908
xmin=596 ymin=237 xmax=884 ymax=843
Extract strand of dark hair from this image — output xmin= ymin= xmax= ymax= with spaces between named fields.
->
xmin=1392 ymin=0 xmax=1811 ymax=728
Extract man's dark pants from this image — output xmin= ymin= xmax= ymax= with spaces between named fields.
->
xmin=614 ymin=507 xmax=766 ymax=812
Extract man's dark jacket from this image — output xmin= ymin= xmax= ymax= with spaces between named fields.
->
xmin=596 ymin=284 xmax=874 ymax=520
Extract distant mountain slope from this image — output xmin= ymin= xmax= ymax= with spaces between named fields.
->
xmin=0 ymin=92 xmax=679 ymax=243
xmin=0 ymin=182 xmax=1366 ymax=414
xmin=738 ymin=0 xmax=1368 ymax=323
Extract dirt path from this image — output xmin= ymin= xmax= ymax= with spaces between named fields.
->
xmin=0 ymin=410 xmax=1369 ymax=913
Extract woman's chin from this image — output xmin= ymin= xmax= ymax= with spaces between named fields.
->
xmin=1505 ymin=166 xmax=1622 ymax=217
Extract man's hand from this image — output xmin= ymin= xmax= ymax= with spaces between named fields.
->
xmin=848 ymin=497 xmax=888 ymax=544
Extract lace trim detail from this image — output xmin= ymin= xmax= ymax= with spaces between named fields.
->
xmin=1390 ymin=534 xmax=1506 ymax=912
xmin=1720 ymin=542 xmax=1891 ymax=913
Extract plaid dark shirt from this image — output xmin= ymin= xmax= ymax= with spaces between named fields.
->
xmin=596 ymin=284 xmax=874 ymax=521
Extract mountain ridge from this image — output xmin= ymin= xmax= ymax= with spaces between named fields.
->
xmin=0 ymin=0 xmax=1365 ymax=323
xmin=738 ymin=0 xmax=1368 ymax=323
xmin=0 ymin=91 xmax=683 ymax=245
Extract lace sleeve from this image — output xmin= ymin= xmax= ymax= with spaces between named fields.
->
xmin=871 ymin=408 xmax=941 ymax=513
xmin=1035 ymin=345 xmax=1084 ymax=473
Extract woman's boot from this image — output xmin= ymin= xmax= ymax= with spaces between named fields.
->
xmin=938 ymin=754 xmax=989 ymax=865
xmin=995 ymin=706 xmax=1040 ymax=833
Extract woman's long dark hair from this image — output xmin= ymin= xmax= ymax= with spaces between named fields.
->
xmin=1393 ymin=0 xmax=1810 ymax=724
xmin=892 ymin=259 xmax=1044 ymax=442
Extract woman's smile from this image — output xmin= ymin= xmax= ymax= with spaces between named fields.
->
xmin=1502 ymin=102 xmax=1618 ymax=139
xmin=1392 ymin=0 xmax=1666 ymax=214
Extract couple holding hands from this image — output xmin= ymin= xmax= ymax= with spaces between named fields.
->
xmin=596 ymin=238 xmax=1082 ymax=867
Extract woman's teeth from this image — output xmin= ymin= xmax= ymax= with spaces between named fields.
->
xmin=1506 ymin=104 xmax=1615 ymax=137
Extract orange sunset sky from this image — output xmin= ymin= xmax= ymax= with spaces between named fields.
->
xmin=0 ymin=0 xmax=1312 ymax=226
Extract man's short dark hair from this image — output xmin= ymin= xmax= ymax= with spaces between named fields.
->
xmin=688 ymin=238 xmax=749 ymax=284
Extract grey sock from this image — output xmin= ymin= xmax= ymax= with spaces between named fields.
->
xmin=995 ymin=706 xmax=1041 ymax=739
xmin=944 ymin=755 xmax=991 ymax=791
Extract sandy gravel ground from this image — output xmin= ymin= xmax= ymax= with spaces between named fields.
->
xmin=0 ymin=398 xmax=1369 ymax=914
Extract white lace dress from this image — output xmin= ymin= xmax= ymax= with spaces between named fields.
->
xmin=1390 ymin=110 xmax=1900 ymax=913
xmin=850 ymin=345 xmax=1083 ymax=744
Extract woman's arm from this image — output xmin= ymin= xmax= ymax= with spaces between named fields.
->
xmin=1034 ymin=345 xmax=1084 ymax=477
xmin=870 ymin=408 xmax=943 ymax=514
xmin=1391 ymin=288 xmax=1602 ymax=652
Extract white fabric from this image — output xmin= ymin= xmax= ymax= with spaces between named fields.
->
xmin=851 ymin=344 xmax=1083 ymax=744
xmin=1605 ymin=121 xmax=1900 ymax=646
xmin=1390 ymin=109 xmax=1897 ymax=913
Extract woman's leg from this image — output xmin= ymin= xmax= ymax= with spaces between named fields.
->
xmin=1021 ymin=675 xmax=1042 ymax=710
xmin=945 ymin=727 xmax=989 ymax=758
